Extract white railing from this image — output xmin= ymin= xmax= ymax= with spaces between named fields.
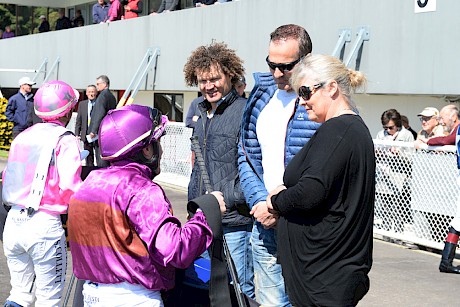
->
xmin=156 ymin=122 xmax=193 ymax=190
xmin=153 ymin=125 xmax=460 ymax=252
xmin=373 ymin=140 xmax=458 ymax=251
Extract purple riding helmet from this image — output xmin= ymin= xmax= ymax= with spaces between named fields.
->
xmin=34 ymin=80 xmax=79 ymax=121
xmin=99 ymin=104 xmax=168 ymax=177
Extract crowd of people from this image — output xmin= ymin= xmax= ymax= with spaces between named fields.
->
xmin=374 ymin=105 xmax=460 ymax=275
xmin=375 ymin=105 xmax=459 ymax=147
xmin=1 ymin=20 xmax=458 ymax=307
xmin=0 ymin=0 xmax=241 ymax=39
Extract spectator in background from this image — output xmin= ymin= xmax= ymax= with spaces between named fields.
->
xmin=194 ymin=0 xmax=217 ymax=7
xmin=2 ymin=26 xmax=15 ymax=39
xmin=414 ymin=107 xmax=445 ymax=147
xmin=153 ymin=0 xmax=179 ymax=14
xmin=72 ymin=9 xmax=85 ymax=27
xmin=235 ymin=76 xmax=247 ymax=98
xmin=75 ymin=85 xmax=98 ymax=166
xmin=5 ymin=77 xmax=36 ymax=139
xmin=88 ymin=75 xmax=117 ymax=167
xmin=401 ymin=115 xmax=417 ymax=140
xmin=38 ymin=15 xmax=50 ymax=32
xmin=439 ymin=129 xmax=460 ymax=273
xmin=107 ymin=0 xmax=123 ymax=22
xmin=376 ymin=109 xmax=414 ymax=142
xmin=375 ymin=108 xmax=414 ymax=235
xmin=55 ymin=9 xmax=72 ymax=30
xmin=185 ymin=94 xmax=203 ymax=129
xmin=424 ymin=104 xmax=460 ymax=146
xmin=93 ymin=0 xmax=110 ymax=23
xmin=0 ymin=29 xmax=3 ymax=39
xmin=124 ymin=0 xmax=143 ymax=18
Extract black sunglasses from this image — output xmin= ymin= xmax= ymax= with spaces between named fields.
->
xmin=382 ymin=125 xmax=396 ymax=130
xmin=265 ymin=56 xmax=302 ymax=72
xmin=298 ymin=83 xmax=324 ymax=101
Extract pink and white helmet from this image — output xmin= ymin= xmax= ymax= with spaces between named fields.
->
xmin=34 ymin=80 xmax=79 ymax=121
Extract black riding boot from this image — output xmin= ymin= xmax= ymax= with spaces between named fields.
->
xmin=439 ymin=227 xmax=460 ymax=274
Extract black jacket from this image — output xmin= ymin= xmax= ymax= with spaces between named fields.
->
xmin=88 ymin=88 xmax=116 ymax=135
xmin=188 ymin=89 xmax=252 ymax=227
xmin=5 ymin=91 xmax=34 ymax=132
xmin=75 ymin=99 xmax=94 ymax=140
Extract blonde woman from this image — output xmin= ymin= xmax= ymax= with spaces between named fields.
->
xmin=266 ymin=54 xmax=375 ymax=306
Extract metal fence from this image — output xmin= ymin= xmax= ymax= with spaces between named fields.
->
xmin=155 ymin=122 xmax=193 ymax=189
xmin=156 ymin=125 xmax=458 ymax=252
xmin=374 ymin=140 xmax=458 ymax=251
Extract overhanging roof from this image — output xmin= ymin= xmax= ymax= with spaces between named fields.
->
xmin=0 ymin=0 xmax=91 ymax=8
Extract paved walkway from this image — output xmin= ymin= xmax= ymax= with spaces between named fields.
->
xmin=0 ymin=173 xmax=459 ymax=305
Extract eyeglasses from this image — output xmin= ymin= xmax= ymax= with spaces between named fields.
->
xmin=298 ymin=83 xmax=324 ymax=101
xmin=265 ymin=56 xmax=302 ymax=72
xmin=419 ymin=116 xmax=435 ymax=122
xmin=382 ymin=125 xmax=396 ymax=130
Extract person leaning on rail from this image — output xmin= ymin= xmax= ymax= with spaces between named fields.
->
xmin=416 ymin=104 xmax=460 ymax=148
xmin=439 ymin=123 xmax=460 ymax=274
xmin=376 ymin=109 xmax=414 ymax=142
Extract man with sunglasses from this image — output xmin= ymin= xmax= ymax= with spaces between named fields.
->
xmin=238 ymin=24 xmax=320 ymax=306
xmin=425 ymin=104 xmax=460 ymax=146
xmin=414 ymin=107 xmax=445 ymax=148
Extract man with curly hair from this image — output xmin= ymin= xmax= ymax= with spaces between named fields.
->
xmin=238 ymin=24 xmax=320 ymax=306
xmin=184 ymin=42 xmax=255 ymax=299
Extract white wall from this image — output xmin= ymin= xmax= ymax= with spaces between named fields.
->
xmin=1 ymin=0 xmax=460 ymax=94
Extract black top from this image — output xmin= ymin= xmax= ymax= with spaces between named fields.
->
xmin=88 ymin=88 xmax=117 ymax=135
xmin=38 ymin=20 xmax=50 ymax=32
xmin=56 ymin=16 xmax=72 ymax=30
xmin=272 ymin=114 xmax=375 ymax=307
xmin=407 ymin=126 xmax=417 ymax=140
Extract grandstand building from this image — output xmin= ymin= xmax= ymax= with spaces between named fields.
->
xmin=0 ymin=0 xmax=456 ymax=136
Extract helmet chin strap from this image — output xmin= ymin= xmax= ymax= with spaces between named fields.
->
xmin=132 ymin=141 xmax=160 ymax=179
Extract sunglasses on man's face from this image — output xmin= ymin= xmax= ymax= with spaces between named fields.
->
xmin=265 ymin=56 xmax=302 ymax=73
xmin=419 ymin=116 xmax=435 ymax=122
xmin=382 ymin=125 xmax=396 ymax=130
xmin=298 ymin=83 xmax=324 ymax=101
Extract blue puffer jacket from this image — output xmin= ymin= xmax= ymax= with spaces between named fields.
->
xmin=188 ymin=89 xmax=252 ymax=227
xmin=238 ymin=72 xmax=321 ymax=209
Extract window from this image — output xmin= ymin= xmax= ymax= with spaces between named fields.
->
xmin=154 ymin=93 xmax=184 ymax=122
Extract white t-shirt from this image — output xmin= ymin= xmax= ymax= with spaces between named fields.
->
xmin=256 ymin=89 xmax=297 ymax=192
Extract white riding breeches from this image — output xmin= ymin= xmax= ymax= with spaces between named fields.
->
xmin=3 ymin=206 xmax=67 ymax=307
